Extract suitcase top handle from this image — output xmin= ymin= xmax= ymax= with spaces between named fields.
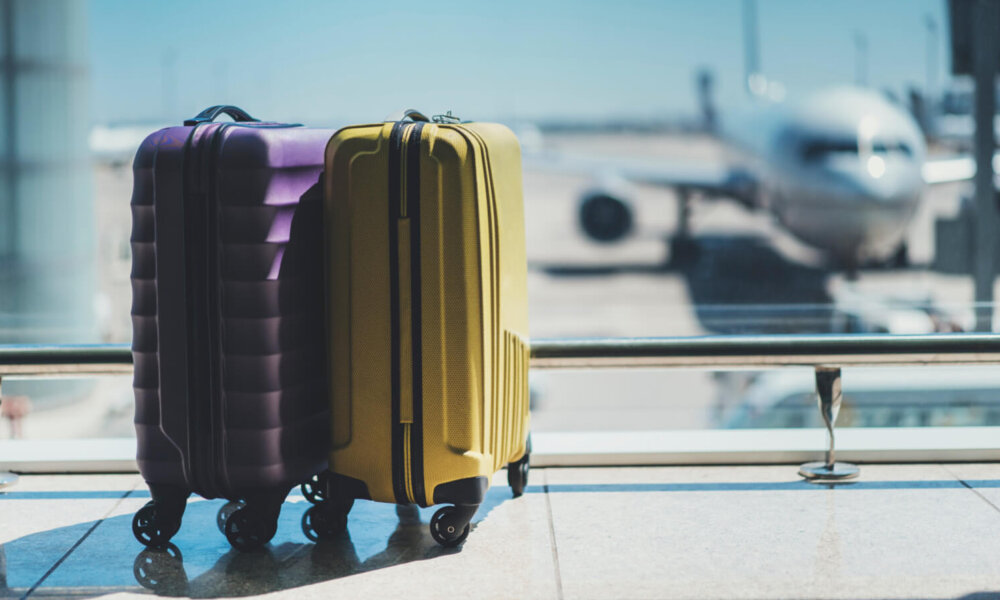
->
xmin=385 ymin=109 xmax=430 ymax=123
xmin=384 ymin=109 xmax=464 ymax=124
xmin=184 ymin=105 xmax=260 ymax=126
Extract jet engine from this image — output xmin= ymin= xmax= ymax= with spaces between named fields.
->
xmin=577 ymin=188 xmax=634 ymax=243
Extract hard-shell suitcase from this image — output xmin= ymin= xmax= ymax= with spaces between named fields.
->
xmin=310 ymin=111 xmax=530 ymax=546
xmin=131 ymin=106 xmax=332 ymax=550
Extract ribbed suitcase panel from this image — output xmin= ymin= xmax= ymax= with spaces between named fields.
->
xmin=132 ymin=125 xmax=330 ymax=496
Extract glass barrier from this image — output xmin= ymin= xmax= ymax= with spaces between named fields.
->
xmin=5 ymin=0 xmax=996 ymax=443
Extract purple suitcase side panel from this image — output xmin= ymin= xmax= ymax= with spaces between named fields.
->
xmin=214 ymin=126 xmax=330 ymax=492
xmin=132 ymin=124 xmax=332 ymax=495
xmin=133 ymin=126 xmax=189 ymax=487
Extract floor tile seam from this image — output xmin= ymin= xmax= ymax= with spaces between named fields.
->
xmin=20 ymin=488 xmax=134 ymax=599
xmin=542 ymin=469 xmax=565 ymax=600
xmin=940 ymin=463 xmax=1000 ymax=518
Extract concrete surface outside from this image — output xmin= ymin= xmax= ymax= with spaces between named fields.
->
xmin=3 ymin=465 xmax=1000 ymax=599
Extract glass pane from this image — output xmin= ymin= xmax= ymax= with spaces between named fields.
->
xmin=14 ymin=72 xmax=89 ymax=164
xmin=6 ymin=0 xmax=997 ymax=443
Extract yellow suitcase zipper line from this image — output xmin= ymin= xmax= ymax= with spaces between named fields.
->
xmin=398 ymin=123 xmax=416 ymax=505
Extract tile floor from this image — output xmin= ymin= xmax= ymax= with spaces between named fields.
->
xmin=2 ymin=465 xmax=1000 ymax=599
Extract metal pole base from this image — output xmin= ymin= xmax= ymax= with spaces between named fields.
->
xmin=799 ymin=461 xmax=859 ymax=482
xmin=0 ymin=471 xmax=18 ymax=489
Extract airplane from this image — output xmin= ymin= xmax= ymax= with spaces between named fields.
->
xmin=528 ymin=85 xmax=980 ymax=271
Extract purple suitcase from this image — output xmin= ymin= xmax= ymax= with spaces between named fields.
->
xmin=130 ymin=106 xmax=333 ymax=550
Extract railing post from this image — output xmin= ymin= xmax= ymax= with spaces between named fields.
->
xmin=0 ymin=375 xmax=19 ymax=489
xmin=798 ymin=366 xmax=859 ymax=482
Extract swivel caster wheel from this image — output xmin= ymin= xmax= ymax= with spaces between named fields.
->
xmin=508 ymin=433 xmax=532 ymax=498
xmin=429 ymin=506 xmax=472 ymax=548
xmin=301 ymin=504 xmax=347 ymax=542
xmin=224 ymin=506 xmax=277 ymax=551
xmin=508 ymin=458 xmax=529 ymax=498
xmin=300 ymin=473 xmax=328 ymax=505
xmin=132 ymin=501 xmax=182 ymax=548
xmin=216 ymin=500 xmax=245 ymax=534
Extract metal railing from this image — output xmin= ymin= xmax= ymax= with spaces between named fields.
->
xmin=5 ymin=333 xmax=1000 ymax=375
xmin=3 ymin=334 xmax=1000 ymax=482
xmin=0 ymin=344 xmax=132 ymax=376
xmin=529 ymin=334 xmax=1000 ymax=369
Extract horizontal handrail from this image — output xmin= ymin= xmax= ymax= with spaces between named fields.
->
xmin=1 ymin=334 xmax=1000 ymax=376
xmin=529 ymin=334 xmax=1000 ymax=369
xmin=0 ymin=344 xmax=132 ymax=376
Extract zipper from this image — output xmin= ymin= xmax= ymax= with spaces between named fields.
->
xmin=406 ymin=121 xmax=426 ymax=507
xmin=181 ymin=123 xmax=227 ymax=499
xmin=388 ymin=120 xmax=426 ymax=506
xmin=205 ymin=125 xmax=227 ymax=497
xmin=181 ymin=124 xmax=212 ymax=496
xmin=388 ymin=121 xmax=408 ymax=505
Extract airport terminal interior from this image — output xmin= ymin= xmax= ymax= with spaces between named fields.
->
xmin=6 ymin=0 xmax=1000 ymax=598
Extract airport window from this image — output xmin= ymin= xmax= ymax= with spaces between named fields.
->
xmin=1 ymin=0 xmax=996 ymax=448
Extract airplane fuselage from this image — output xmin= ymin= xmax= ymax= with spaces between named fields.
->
xmin=723 ymin=87 xmax=927 ymax=266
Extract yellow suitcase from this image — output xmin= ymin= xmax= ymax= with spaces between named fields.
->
xmin=305 ymin=111 xmax=530 ymax=547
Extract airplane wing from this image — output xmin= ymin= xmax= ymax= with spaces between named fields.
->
xmin=921 ymin=154 xmax=1000 ymax=185
xmin=525 ymin=150 xmax=756 ymax=203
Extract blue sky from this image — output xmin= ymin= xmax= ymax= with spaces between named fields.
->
xmin=87 ymin=0 xmax=949 ymax=126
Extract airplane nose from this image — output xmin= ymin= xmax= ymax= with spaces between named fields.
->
xmin=865 ymin=155 xmax=887 ymax=179
xmin=836 ymin=155 xmax=923 ymax=204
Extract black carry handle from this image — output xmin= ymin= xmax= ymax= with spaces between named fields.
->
xmin=184 ymin=105 xmax=260 ymax=126
xmin=384 ymin=109 xmax=430 ymax=122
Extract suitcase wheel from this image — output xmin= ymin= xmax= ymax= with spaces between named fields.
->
xmin=429 ymin=505 xmax=476 ymax=548
xmin=215 ymin=500 xmax=246 ymax=534
xmin=301 ymin=504 xmax=348 ymax=542
xmin=507 ymin=433 xmax=532 ymax=498
xmin=132 ymin=501 xmax=183 ymax=548
xmin=300 ymin=473 xmax=328 ymax=505
xmin=223 ymin=506 xmax=278 ymax=552
xmin=133 ymin=543 xmax=185 ymax=591
xmin=507 ymin=458 xmax=530 ymax=498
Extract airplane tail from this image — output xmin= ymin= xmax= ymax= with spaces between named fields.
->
xmin=696 ymin=68 xmax=718 ymax=133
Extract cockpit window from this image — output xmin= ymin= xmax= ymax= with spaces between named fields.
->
xmin=800 ymin=139 xmax=912 ymax=162
xmin=801 ymin=140 xmax=858 ymax=161
xmin=872 ymin=141 xmax=913 ymax=156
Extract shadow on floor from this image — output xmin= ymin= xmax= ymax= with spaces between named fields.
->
xmin=535 ymin=234 xmax=834 ymax=334
xmin=0 ymin=487 xmax=513 ymax=598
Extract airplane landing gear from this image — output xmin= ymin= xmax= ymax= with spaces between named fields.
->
xmin=890 ymin=242 xmax=909 ymax=269
xmin=668 ymin=189 xmax=698 ymax=267
xmin=669 ymin=236 xmax=700 ymax=267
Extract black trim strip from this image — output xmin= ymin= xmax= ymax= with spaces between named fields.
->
xmin=407 ymin=122 xmax=426 ymax=506
xmin=182 ymin=123 xmax=227 ymax=499
xmin=205 ymin=125 xmax=228 ymax=498
xmin=181 ymin=127 xmax=207 ymax=495
xmin=388 ymin=122 xmax=407 ymax=505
